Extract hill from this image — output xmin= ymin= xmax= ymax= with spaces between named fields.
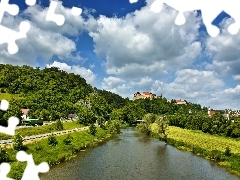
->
xmin=0 ymin=64 xmax=128 ymax=122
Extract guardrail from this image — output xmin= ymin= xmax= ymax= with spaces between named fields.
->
xmin=0 ymin=126 xmax=89 ymax=145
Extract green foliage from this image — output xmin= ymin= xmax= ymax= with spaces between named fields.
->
xmin=97 ymin=116 xmax=106 ymax=129
xmin=224 ymin=147 xmax=231 ymax=157
xmin=55 ymin=120 xmax=64 ymax=131
xmin=0 ymin=64 xmax=126 ymax=123
xmin=63 ymin=135 xmax=73 ymax=145
xmin=106 ymin=120 xmax=121 ymax=133
xmin=77 ymin=106 xmax=97 ymax=125
xmin=33 ymin=141 xmax=42 ymax=151
xmin=48 ymin=134 xmax=58 ymax=146
xmin=89 ymin=124 xmax=97 ymax=136
xmin=12 ymin=132 xmax=23 ymax=151
xmin=0 ymin=147 xmax=9 ymax=163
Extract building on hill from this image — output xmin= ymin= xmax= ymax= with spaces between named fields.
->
xmin=21 ymin=109 xmax=29 ymax=120
xmin=133 ymin=92 xmax=162 ymax=100
xmin=175 ymin=99 xmax=187 ymax=105
xmin=208 ymin=106 xmax=215 ymax=116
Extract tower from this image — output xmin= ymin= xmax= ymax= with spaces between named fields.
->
xmin=208 ymin=106 xmax=211 ymax=115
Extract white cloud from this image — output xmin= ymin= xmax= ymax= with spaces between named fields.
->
xmin=0 ymin=3 xmax=89 ymax=67
xmin=205 ymin=17 xmax=240 ymax=77
xmin=46 ymin=61 xmax=96 ymax=85
xmin=102 ymin=76 xmax=126 ymax=90
xmin=233 ymin=75 xmax=240 ymax=81
xmin=89 ymin=3 xmax=202 ymax=78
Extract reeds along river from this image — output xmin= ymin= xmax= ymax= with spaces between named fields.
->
xmin=40 ymin=127 xmax=240 ymax=180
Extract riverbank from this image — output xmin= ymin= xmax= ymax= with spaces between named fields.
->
xmin=4 ymin=121 xmax=127 ymax=180
xmin=147 ymin=124 xmax=240 ymax=178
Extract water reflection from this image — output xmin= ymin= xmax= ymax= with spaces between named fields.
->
xmin=40 ymin=127 xmax=240 ymax=180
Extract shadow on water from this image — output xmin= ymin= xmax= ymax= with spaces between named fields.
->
xmin=40 ymin=127 xmax=240 ymax=180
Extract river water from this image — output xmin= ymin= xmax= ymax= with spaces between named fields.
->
xmin=40 ymin=127 xmax=240 ymax=180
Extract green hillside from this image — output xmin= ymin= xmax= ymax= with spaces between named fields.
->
xmin=0 ymin=64 xmax=128 ymax=122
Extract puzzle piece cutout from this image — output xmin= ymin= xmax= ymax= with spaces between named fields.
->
xmin=0 ymin=163 xmax=14 ymax=180
xmin=0 ymin=100 xmax=19 ymax=135
xmin=129 ymin=0 xmax=138 ymax=3
xmin=25 ymin=0 xmax=36 ymax=6
xmin=46 ymin=0 xmax=82 ymax=26
xmin=16 ymin=151 xmax=49 ymax=180
xmin=0 ymin=21 xmax=30 ymax=54
xmin=150 ymin=0 xmax=240 ymax=37
xmin=0 ymin=0 xmax=31 ymax=54
xmin=0 ymin=0 xmax=19 ymax=23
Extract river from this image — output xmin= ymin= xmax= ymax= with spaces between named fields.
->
xmin=40 ymin=127 xmax=240 ymax=180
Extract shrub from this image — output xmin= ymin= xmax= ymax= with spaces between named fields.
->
xmin=0 ymin=147 xmax=9 ymax=163
xmin=33 ymin=141 xmax=42 ymax=151
xmin=55 ymin=120 xmax=64 ymax=131
xmin=48 ymin=134 xmax=58 ymax=146
xmin=12 ymin=132 xmax=23 ymax=151
xmin=89 ymin=124 xmax=97 ymax=136
xmin=224 ymin=147 xmax=231 ymax=157
xmin=63 ymin=135 xmax=73 ymax=145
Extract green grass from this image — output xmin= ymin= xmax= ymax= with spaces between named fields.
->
xmin=0 ymin=121 xmax=85 ymax=140
xmin=148 ymin=125 xmax=240 ymax=178
xmin=167 ymin=126 xmax=240 ymax=154
xmin=4 ymin=127 xmax=113 ymax=180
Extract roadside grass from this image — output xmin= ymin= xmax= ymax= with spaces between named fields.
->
xmin=0 ymin=121 xmax=85 ymax=140
xmin=5 ymin=127 xmax=112 ymax=180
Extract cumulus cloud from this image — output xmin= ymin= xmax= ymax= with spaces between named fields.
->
xmin=233 ymin=75 xmax=240 ymax=81
xmin=205 ymin=18 xmax=240 ymax=77
xmin=0 ymin=2 xmax=89 ymax=66
xmin=89 ymin=3 xmax=202 ymax=78
xmin=46 ymin=61 xmax=96 ymax=85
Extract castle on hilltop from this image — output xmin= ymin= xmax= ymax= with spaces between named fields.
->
xmin=133 ymin=92 xmax=162 ymax=100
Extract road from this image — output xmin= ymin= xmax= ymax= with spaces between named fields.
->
xmin=0 ymin=126 xmax=89 ymax=146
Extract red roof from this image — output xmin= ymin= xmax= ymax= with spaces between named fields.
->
xmin=21 ymin=109 xmax=29 ymax=115
xmin=176 ymin=99 xmax=185 ymax=102
xmin=143 ymin=92 xmax=152 ymax=95
xmin=210 ymin=111 xmax=215 ymax=116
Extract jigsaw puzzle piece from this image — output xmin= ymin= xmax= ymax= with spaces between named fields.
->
xmin=71 ymin=7 xmax=82 ymax=16
xmin=0 ymin=117 xmax=19 ymax=135
xmin=129 ymin=0 xmax=138 ymax=3
xmin=0 ymin=21 xmax=30 ymax=54
xmin=0 ymin=0 xmax=19 ymax=21
xmin=0 ymin=163 xmax=15 ymax=180
xmin=0 ymin=99 xmax=9 ymax=111
xmin=25 ymin=0 xmax=36 ymax=6
xmin=0 ymin=100 xmax=19 ymax=135
xmin=16 ymin=151 xmax=49 ymax=180
xmin=46 ymin=0 xmax=65 ymax=26
xmin=223 ymin=0 xmax=240 ymax=35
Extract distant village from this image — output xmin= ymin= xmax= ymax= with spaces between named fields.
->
xmin=133 ymin=91 xmax=240 ymax=120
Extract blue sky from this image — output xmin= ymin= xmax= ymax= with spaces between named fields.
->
xmin=1 ymin=0 xmax=240 ymax=110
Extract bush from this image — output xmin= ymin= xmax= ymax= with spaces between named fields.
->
xmin=55 ymin=120 xmax=64 ymax=131
xmin=89 ymin=124 xmax=97 ymax=136
xmin=12 ymin=132 xmax=23 ymax=151
xmin=63 ymin=135 xmax=73 ymax=145
xmin=48 ymin=134 xmax=58 ymax=146
xmin=224 ymin=147 xmax=231 ymax=157
xmin=33 ymin=141 xmax=42 ymax=151
xmin=0 ymin=147 xmax=9 ymax=163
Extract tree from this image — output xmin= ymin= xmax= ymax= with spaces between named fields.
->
xmin=55 ymin=120 xmax=64 ymax=131
xmin=89 ymin=124 xmax=97 ymax=136
xmin=12 ymin=133 xmax=23 ymax=151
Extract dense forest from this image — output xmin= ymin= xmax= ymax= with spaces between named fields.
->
xmin=0 ymin=64 xmax=239 ymax=138
xmin=0 ymin=64 xmax=128 ymax=123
